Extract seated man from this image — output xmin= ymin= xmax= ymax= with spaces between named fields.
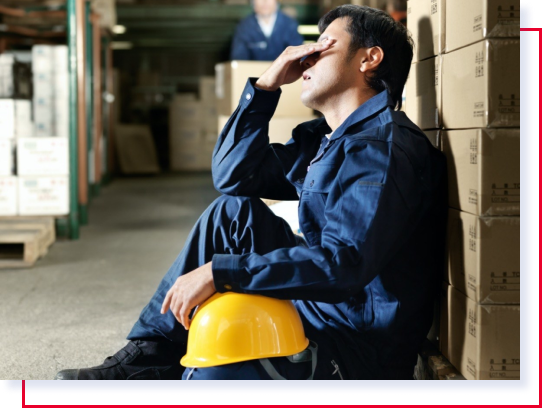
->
xmin=56 ymin=5 xmax=447 ymax=380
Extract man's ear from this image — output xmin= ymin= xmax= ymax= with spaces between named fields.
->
xmin=359 ymin=47 xmax=384 ymax=73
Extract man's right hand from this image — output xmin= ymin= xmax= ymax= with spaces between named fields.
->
xmin=255 ymin=39 xmax=336 ymax=92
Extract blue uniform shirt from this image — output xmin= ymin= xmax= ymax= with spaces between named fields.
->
xmin=211 ymin=79 xmax=448 ymax=378
xmin=230 ymin=12 xmax=303 ymax=61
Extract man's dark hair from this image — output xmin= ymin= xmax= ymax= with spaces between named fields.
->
xmin=318 ymin=5 xmax=413 ymax=110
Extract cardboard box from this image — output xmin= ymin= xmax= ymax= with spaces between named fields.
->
xmin=199 ymin=76 xmax=216 ymax=104
xmin=405 ymin=56 xmax=442 ymax=129
xmin=446 ymin=209 xmax=519 ymax=304
xmin=218 ymin=115 xmax=318 ymax=145
xmin=442 ymin=129 xmax=519 ymax=216
xmin=201 ymin=105 xmax=218 ymax=133
xmin=442 ymin=39 xmax=520 ymax=129
xmin=215 ymin=61 xmax=313 ymax=117
xmin=115 ymin=124 xmax=160 ymax=175
xmin=406 ymin=0 xmax=445 ymax=62
xmin=170 ymin=97 xmax=202 ymax=125
xmin=18 ymin=176 xmax=69 ymax=215
xmin=0 ymin=176 xmax=17 ymax=215
xmin=424 ymin=130 xmax=440 ymax=149
xmin=17 ymin=137 xmax=69 ymax=176
xmin=0 ymin=139 xmax=14 ymax=176
xmin=0 ymin=99 xmax=32 ymax=139
xmin=446 ymin=0 xmax=520 ymax=53
xmin=170 ymin=147 xmax=207 ymax=172
xmin=440 ymin=285 xmax=520 ymax=380
xmin=203 ymin=131 xmax=218 ymax=145
xmin=170 ymin=123 xmax=202 ymax=149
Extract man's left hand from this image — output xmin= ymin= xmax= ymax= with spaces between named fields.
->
xmin=160 ymin=261 xmax=216 ymax=330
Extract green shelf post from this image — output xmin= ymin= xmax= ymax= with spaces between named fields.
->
xmin=80 ymin=0 xmax=92 ymax=224
xmin=67 ymin=0 xmax=80 ymax=239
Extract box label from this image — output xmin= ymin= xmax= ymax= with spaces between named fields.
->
xmin=497 ymin=5 xmax=519 ymax=23
xmin=489 ymin=358 xmax=520 ymax=379
xmin=431 ymin=0 xmax=438 ymax=15
xmin=489 ymin=271 xmax=520 ymax=293
xmin=491 ymin=182 xmax=520 ymax=204
xmin=498 ymin=93 xmax=519 ymax=114
xmin=469 ymin=222 xmax=477 ymax=252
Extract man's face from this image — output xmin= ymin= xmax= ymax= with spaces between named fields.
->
xmin=300 ymin=18 xmax=361 ymax=110
xmin=253 ymin=0 xmax=278 ymax=18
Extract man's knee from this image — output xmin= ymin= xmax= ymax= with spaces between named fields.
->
xmin=208 ymin=195 xmax=268 ymax=219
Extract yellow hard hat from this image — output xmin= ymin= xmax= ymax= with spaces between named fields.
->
xmin=180 ymin=292 xmax=309 ymax=368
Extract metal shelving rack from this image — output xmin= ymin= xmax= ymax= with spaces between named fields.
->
xmin=0 ymin=0 xmax=114 ymax=239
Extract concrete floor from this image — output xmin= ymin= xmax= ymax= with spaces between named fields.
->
xmin=0 ymin=174 xmax=219 ymax=380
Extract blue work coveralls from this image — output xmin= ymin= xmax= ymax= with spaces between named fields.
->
xmin=129 ymin=79 xmax=447 ymax=380
xmin=230 ymin=12 xmax=303 ymax=61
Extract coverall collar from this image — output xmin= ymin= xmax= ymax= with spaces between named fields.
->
xmin=316 ymin=90 xmax=395 ymax=141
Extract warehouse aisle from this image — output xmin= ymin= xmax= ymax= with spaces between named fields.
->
xmin=0 ymin=174 xmax=219 ymax=380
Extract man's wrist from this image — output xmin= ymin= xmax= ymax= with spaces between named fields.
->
xmin=255 ymin=77 xmax=279 ymax=92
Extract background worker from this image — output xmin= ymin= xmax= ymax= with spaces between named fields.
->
xmin=55 ymin=5 xmax=447 ymax=380
xmin=230 ymin=0 xmax=304 ymax=61
xmin=386 ymin=0 xmax=407 ymax=26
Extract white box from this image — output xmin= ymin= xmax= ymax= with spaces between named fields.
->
xmin=54 ymin=45 xmax=69 ymax=73
xmin=54 ymin=74 xmax=69 ymax=96
xmin=0 ymin=99 xmax=32 ymax=139
xmin=17 ymin=137 xmax=69 ymax=176
xmin=0 ymin=139 xmax=14 ymax=175
xmin=33 ymin=71 xmax=54 ymax=97
xmin=18 ymin=176 xmax=69 ymax=215
xmin=31 ymin=45 xmax=54 ymax=73
xmin=0 ymin=176 xmax=18 ymax=216
xmin=0 ymin=100 xmax=16 ymax=139
xmin=33 ymin=96 xmax=54 ymax=137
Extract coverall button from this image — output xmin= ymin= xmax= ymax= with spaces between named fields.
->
xmin=245 ymin=93 xmax=252 ymax=100
xmin=224 ymin=284 xmax=232 ymax=290
xmin=309 ymin=180 xmax=314 ymax=187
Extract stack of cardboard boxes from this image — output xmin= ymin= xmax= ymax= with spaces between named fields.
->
xmin=33 ymin=45 xmax=69 ymax=138
xmin=0 ymin=45 xmax=70 ymax=217
xmin=0 ymin=99 xmax=32 ymax=216
xmin=406 ymin=0 xmax=520 ymax=380
xmin=216 ymin=61 xmax=317 ymax=146
xmin=169 ymin=77 xmax=218 ymax=171
xmin=170 ymin=62 xmax=318 ymax=171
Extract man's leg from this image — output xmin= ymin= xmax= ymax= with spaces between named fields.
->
xmin=56 ymin=195 xmax=299 ymax=380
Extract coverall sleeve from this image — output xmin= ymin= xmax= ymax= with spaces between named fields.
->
xmin=230 ymin=24 xmax=251 ymax=60
xmin=212 ymin=138 xmax=425 ymax=303
xmin=212 ymin=78 xmax=300 ymax=200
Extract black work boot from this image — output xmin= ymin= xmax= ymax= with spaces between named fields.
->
xmin=54 ymin=339 xmax=186 ymax=380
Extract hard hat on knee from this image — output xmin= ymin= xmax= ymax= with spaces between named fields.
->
xmin=180 ymin=292 xmax=309 ymax=368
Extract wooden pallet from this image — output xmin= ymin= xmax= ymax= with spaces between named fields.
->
xmin=0 ymin=230 xmax=41 ymax=269
xmin=0 ymin=217 xmax=56 ymax=268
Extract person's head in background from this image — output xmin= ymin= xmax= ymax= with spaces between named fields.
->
xmin=253 ymin=0 xmax=279 ymax=19
xmin=386 ymin=0 xmax=407 ymax=26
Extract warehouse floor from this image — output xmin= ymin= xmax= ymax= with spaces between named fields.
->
xmin=0 ymin=174 xmax=220 ymax=380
